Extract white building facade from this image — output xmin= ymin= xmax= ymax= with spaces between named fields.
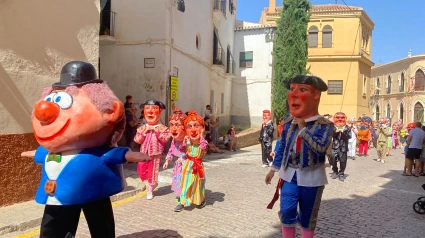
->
xmin=232 ymin=22 xmax=275 ymax=127
xmin=99 ymin=0 xmax=236 ymax=125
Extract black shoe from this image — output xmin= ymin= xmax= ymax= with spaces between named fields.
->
xmin=339 ymin=174 xmax=345 ymax=182
xmin=174 ymin=204 xmax=184 ymax=212
xmin=331 ymin=172 xmax=338 ymax=179
xmin=197 ymin=200 xmax=206 ymax=209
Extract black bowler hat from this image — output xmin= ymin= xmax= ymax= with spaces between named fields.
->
xmin=141 ymin=99 xmax=166 ymax=109
xmin=285 ymin=75 xmax=328 ymax=92
xmin=52 ymin=61 xmax=103 ymax=89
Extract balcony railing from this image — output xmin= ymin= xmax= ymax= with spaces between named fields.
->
xmin=386 ymin=87 xmax=391 ymax=94
xmin=214 ymin=0 xmax=227 ymax=17
xmin=100 ymin=11 xmax=116 ymax=36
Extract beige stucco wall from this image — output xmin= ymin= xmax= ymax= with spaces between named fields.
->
xmin=371 ymin=55 xmax=425 ymax=125
xmin=0 ymin=0 xmax=100 ymax=134
xmin=0 ymin=0 xmax=100 ymax=206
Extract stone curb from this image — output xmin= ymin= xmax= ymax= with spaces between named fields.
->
xmin=0 ymin=186 xmax=146 ymax=236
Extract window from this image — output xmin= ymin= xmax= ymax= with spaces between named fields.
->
xmin=327 ymin=80 xmax=343 ymax=94
xmin=399 ymin=103 xmax=404 ymax=123
xmin=400 ymin=72 xmax=405 ymax=92
xmin=375 ymin=104 xmax=380 ymax=121
xmin=414 ymin=102 xmax=424 ymax=122
xmin=322 ymin=25 xmax=333 ymax=48
xmin=387 ymin=75 xmax=391 ymax=94
xmin=221 ymin=93 xmax=224 ymax=113
xmin=376 ymin=77 xmax=380 ymax=95
xmin=210 ymin=90 xmax=214 ymax=109
xmin=308 ymin=26 xmax=318 ymax=48
xmin=196 ymin=33 xmax=201 ymax=50
xmin=386 ymin=103 xmax=391 ymax=118
xmin=362 ymin=76 xmax=366 ymax=95
xmin=415 ymin=69 xmax=425 ymax=91
xmin=239 ymin=51 xmax=253 ymax=68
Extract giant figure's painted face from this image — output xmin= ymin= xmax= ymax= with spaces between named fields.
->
xmin=169 ymin=119 xmax=186 ymax=141
xmin=33 ymin=87 xmax=123 ymax=153
xmin=407 ymin=122 xmax=416 ymax=132
xmin=287 ymin=84 xmax=320 ymax=119
xmin=185 ymin=120 xmax=203 ymax=144
xmin=333 ymin=112 xmax=347 ymax=127
xmin=144 ymin=105 xmax=162 ymax=125
xmin=262 ymin=111 xmax=271 ymax=124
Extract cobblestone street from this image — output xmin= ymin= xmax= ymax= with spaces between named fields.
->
xmin=8 ymin=144 xmax=425 ymax=238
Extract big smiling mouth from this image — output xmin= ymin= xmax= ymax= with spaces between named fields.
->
xmin=35 ymin=119 xmax=71 ymax=142
xmin=291 ymin=104 xmax=300 ymax=108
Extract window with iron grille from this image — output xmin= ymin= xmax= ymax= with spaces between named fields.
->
xmin=239 ymin=51 xmax=253 ymax=68
xmin=327 ymin=80 xmax=343 ymax=95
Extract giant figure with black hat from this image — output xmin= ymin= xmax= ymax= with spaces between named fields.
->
xmin=265 ymin=75 xmax=333 ymax=238
xmin=21 ymin=61 xmax=152 ymax=237
xmin=134 ymin=99 xmax=171 ymax=200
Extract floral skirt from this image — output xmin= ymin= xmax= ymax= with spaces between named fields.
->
xmin=180 ymin=160 xmax=205 ymax=206
xmin=171 ymin=159 xmax=185 ymax=197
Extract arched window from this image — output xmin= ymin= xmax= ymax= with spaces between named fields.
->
xmin=375 ymin=104 xmax=380 ymax=121
xmin=399 ymin=103 xmax=404 ymax=123
xmin=414 ymin=69 xmax=425 ymax=91
xmin=400 ymin=72 xmax=405 ymax=92
xmin=386 ymin=103 xmax=391 ymax=118
xmin=322 ymin=25 xmax=333 ymax=48
xmin=376 ymin=77 xmax=380 ymax=95
xmin=387 ymin=75 xmax=391 ymax=94
xmin=414 ymin=102 xmax=424 ymax=122
xmin=308 ymin=26 xmax=318 ymax=48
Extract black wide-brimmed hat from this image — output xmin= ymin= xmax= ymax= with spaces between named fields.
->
xmin=285 ymin=75 xmax=328 ymax=92
xmin=52 ymin=61 xmax=103 ymax=89
xmin=141 ymin=99 xmax=166 ymax=109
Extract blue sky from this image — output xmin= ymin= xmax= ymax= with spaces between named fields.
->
xmin=236 ymin=0 xmax=425 ymax=64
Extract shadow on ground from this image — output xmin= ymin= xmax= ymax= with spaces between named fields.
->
xmin=118 ymin=229 xmax=182 ymax=238
xmin=263 ymin=169 xmax=425 ymax=238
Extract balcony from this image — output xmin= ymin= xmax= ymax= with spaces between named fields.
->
xmin=99 ymin=10 xmax=116 ymax=45
xmin=214 ymin=0 xmax=227 ymax=17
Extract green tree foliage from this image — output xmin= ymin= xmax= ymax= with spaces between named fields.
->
xmin=272 ymin=0 xmax=311 ymax=121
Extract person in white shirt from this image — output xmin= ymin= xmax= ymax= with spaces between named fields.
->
xmin=265 ymin=75 xmax=333 ymax=238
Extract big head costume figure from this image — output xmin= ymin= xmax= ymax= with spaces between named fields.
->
xmin=266 ymin=75 xmax=333 ymax=238
xmin=22 ymin=61 xmax=150 ymax=238
xmin=134 ymin=99 xmax=170 ymax=200
xmin=407 ymin=122 xmax=416 ymax=132
xmin=164 ymin=108 xmax=187 ymax=202
xmin=357 ymin=116 xmax=372 ymax=156
xmin=176 ymin=110 xmax=208 ymax=211
xmin=259 ymin=110 xmax=274 ymax=167
xmin=330 ymin=112 xmax=352 ymax=181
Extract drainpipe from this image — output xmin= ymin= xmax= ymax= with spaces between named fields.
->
xmin=165 ymin=0 xmax=173 ymax=125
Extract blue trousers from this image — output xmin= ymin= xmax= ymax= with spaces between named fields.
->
xmin=279 ymin=173 xmax=324 ymax=231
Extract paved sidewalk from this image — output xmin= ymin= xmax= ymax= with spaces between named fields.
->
xmin=0 ymin=151 xmax=232 ymax=237
xmin=5 ymin=145 xmax=425 ymax=238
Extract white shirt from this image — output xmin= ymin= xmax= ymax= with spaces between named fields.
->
xmin=272 ymin=115 xmax=328 ymax=187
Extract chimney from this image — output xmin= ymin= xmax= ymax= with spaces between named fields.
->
xmin=268 ymin=0 xmax=276 ymax=14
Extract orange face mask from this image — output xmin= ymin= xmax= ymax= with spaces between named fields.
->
xmin=144 ymin=105 xmax=162 ymax=125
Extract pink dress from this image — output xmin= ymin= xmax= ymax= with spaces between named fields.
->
xmin=165 ymin=140 xmax=186 ymax=197
xmin=134 ymin=124 xmax=170 ymax=186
